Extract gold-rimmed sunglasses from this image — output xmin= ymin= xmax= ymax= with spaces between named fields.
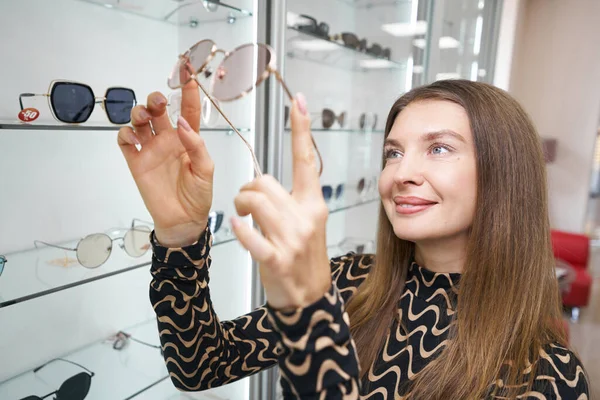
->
xmin=167 ymin=39 xmax=323 ymax=177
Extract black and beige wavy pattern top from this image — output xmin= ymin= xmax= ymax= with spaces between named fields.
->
xmin=150 ymin=226 xmax=589 ymax=399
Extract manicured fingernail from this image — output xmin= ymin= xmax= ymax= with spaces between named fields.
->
xmin=296 ymin=92 xmax=307 ymax=115
xmin=153 ymin=95 xmax=167 ymax=107
xmin=140 ymin=109 xmax=151 ymax=120
xmin=129 ymin=132 xmax=140 ymax=146
xmin=178 ymin=115 xmax=191 ymax=131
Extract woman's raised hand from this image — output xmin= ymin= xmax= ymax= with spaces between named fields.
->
xmin=118 ymin=80 xmax=214 ymax=247
xmin=231 ymin=94 xmax=331 ymax=311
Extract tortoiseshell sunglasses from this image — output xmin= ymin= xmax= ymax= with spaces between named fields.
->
xmin=167 ymin=39 xmax=323 ymax=177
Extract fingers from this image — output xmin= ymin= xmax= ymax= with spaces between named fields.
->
xmin=290 ymin=93 xmax=320 ymax=197
xmin=131 ymin=105 xmax=154 ymax=145
xmin=234 ymin=189 xmax=286 ymax=239
xmin=181 ymin=79 xmax=201 ymax=133
xmin=146 ymin=92 xmax=171 ymax=134
xmin=117 ymin=126 xmax=140 ymax=162
xmin=240 ymin=175 xmax=294 ymax=213
xmin=231 ymin=217 xmax=276 ymax=264
xmin=176 ymin=116 xmax=213 ymax=176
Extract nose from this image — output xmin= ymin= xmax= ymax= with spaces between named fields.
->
xmin=392 ymin=153 xmax=425 ymax=187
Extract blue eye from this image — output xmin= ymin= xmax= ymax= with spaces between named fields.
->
xmin=384 ymin=149 xmax=402 ymax=159
xmin=431 ymin=145 xmax=451 ymax=155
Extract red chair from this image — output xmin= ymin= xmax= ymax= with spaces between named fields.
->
xmin=550 ymin=230 xmax=593 ymax=321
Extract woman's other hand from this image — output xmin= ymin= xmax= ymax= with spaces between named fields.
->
xmin=232 ymin=94 xmax=331 ymax=311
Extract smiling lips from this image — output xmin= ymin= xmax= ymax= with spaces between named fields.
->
xmin=393 ymin=196 xmax=437 ymax=215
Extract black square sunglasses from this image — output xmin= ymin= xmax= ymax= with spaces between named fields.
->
xmin=19 ymin=80 xmax=136 ymax=124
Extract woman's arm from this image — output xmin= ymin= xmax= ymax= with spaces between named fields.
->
xmin=150 ymin=226 xmax=280 ymax=391
xmin=150 ymin=219 xmax=369 ymax=393
xmin=266 ymin=282 xmax=361 ymax=399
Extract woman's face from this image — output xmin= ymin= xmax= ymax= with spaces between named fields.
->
xmin=379 ymin=100 xmax=477 ymax=243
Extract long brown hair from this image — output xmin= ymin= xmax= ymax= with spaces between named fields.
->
xmin=346 ymin=80 xmax=571 ymax=399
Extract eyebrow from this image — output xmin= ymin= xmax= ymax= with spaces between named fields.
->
xmin=384 ymin=129 xmax=467 ymax=147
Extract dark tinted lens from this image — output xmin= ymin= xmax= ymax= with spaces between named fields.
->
xmin=322 ymin=109 xmax=335 ymax=129
xmin=284 ymin=105 xmax=290 ymax=126
xmin=322 ymin=186 xmax=333 ymax=201
xmin=368 ymin=43 xmax=383 ymax=56
xmin=382 ymin=48 xmax=391 ymax=59
xmin=335 ymin=184 xmax=345 ymax=199
xmin=209 ymin=211 xmax=224 ymax=234
xmin=359 ymin=113 xmax=366 ymax=129
xmin=56 ymin=372 xmax=91 ymax=400
xmin=296 ymin=14 xmax=317 ymax=32
xmin=341 ymin=33 xmax=360 ymax=48
xmin=19 ymin=396 xmax=42 ymax=400
xmin=51 ymin=82 xmax=94 ymax=123
xmin=359 ymin=39 xmax=368 ymax=52
xmin=358 ymin=178 xmax=365 ymax=194
xmin=0 ymin=257 xmax=5 ymax=276
xmin=105 ymin=88 xmax=135 ymax=124
xmin=317 ymin=22 xmax=330 ymax=37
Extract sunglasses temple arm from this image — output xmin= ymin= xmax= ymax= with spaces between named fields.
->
xmin=33 ymin=240 xmax=76 ymax=252
xmin=273 ymin=72 xmax=324 ymax=177
xmin=34 ymin=357 xmax=95 ymax=376
xmin=194 ymin=77 xmax=263 ymax=177
xmin=18 ymin=93 xmax=44 ymax=110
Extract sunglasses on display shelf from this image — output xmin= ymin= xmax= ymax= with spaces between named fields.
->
xmin=359 ymin=112 xmax=378 ymax=131
xmin=293 ymin=14 xmax=330 ymax=39
xmin=365 ymin=43 xmax=392 ymax=60
xmin=357 ymin=176 xmax=378 ymax=198
xmin=34 ymin=221 xmax=151 ymax=269
xmin=321 ymin=183 xmax=345 ymax=203
xmin=19 ymin=80 xmax=136 ymax=124
xmin=167 ymin=39 xmax=323 ymax=178
xmin=109 ymin=330 xmax=162 ymax=352
xmin=330 ymin=32 xmax=363 ymax=50
xmin=167 ymin=90 xmax=221 ymax=128
xmin=285 ymin=106 xmax=346 ymax=129
xmin=19 ymin=358 xmax=94 ymax=400
xmin=0 ymin=255 xmax=6 ymax=277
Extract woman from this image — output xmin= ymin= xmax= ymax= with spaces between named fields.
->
xmin=118 ymin=79 xmax=589 ymax=399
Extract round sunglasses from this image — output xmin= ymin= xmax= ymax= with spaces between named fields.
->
xmin=166 ymin=39 xmax=324 ymax=178
xmin=34 ymin=224 xmax=151 ymax=269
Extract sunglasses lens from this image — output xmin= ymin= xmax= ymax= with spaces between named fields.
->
xmin=19 ymin=397 xmax=42 ymax=400
xmin=105 ymin=88 xmax=135 ymax=124
xmin=342 ymin=33 xmax=359 ymax=48
xmin=212 ymin=44 xmax=270 ymax=102
xmin=322 ymin=109 xmax=335 ymax=129
xmin=168 ymin=40 xmax=215 ymax=89
xmin=0 ymin=258 xmax=4 ymax=277
xmin=77 ymin=234 xmax=111 ymax=268
xmin=358 ymin=178 xmax=365 ymax=194
xmin=202 ymin=96 xmax=221 ymax=127
xmin=208 ymin=211 xmax=224 ymax=234
xmin=56 ymin=372 xmax=92 ymax=400
xmin=335 ymin=184 xmax=345 ymax=199
xmin=51 ymin=82 xmax=94 ymax=123
xmin=124 ymin=225 xmax=151 ymax=257
xmin=322 ymin=186 xmax=333 ymax=201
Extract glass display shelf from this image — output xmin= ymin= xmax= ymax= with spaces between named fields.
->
xmin=78 ymin=0 xmax=252 ymax=26
xmin=0 ymin=319 xmax=169 ymax=400
xmin=0 ymin=191 xmax=376 ymax=309
xmin=286 ymin=27 xmax=406 ymax=72
xmin=0 ymin=120 xmax=250 ymax=134
xmin=0 ymin=227 xmax=237 ymax=309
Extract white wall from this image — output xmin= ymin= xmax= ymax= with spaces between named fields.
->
xmin=508 ymin=0 xmax=600 ymax=233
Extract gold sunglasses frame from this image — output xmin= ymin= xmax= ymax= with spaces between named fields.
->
xmin=168 ymin=39 xmax=323 ymax=177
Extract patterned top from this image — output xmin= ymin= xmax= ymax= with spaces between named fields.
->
xmin=150 ymin=227 xmax=589 ymax=399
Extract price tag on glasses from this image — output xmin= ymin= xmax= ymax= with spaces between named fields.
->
xmin=18 ymin=107 xmax=40 ymax=122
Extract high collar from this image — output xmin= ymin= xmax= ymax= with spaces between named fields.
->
xmin=405 ymin=261 xmax=461 ymax=307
